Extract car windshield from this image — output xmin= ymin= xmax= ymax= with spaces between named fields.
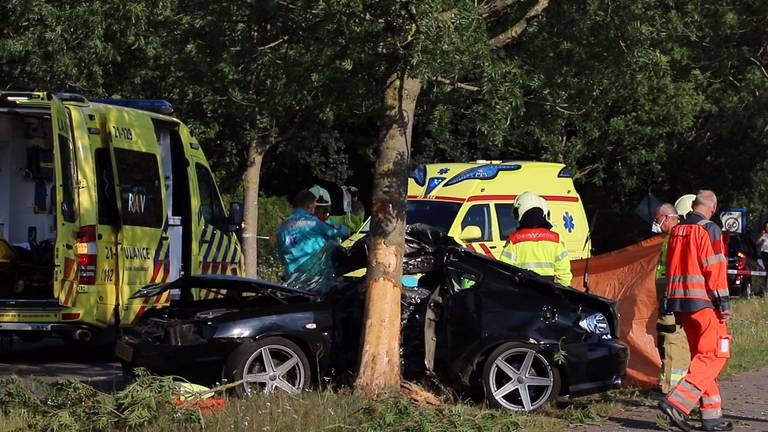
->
xmin=357 ymin=200 xmax=462 ymax=234
xmin=406 ymin=200 xmax=462 ymax=233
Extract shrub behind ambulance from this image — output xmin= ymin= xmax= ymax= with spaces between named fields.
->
xmin=0 ymin=92 xmax=243 ymax=343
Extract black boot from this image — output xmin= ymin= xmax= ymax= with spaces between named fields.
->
xmin=658 ymin=399 xmax=694 ymax=432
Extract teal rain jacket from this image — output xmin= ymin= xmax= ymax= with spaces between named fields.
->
xmin=276 ymin=208 xmax=350 ymax=276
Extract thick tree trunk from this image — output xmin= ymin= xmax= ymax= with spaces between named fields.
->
xmin=242 ymin=143 xmax=265 ymax=278
xmin=355 ymin=73 xmax=422 ymax=396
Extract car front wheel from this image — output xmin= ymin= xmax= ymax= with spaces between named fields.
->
xmin=223 ymin=337 xmax=311 ymax=398
xmin=482 ymin=343 xmax=560 ymax=412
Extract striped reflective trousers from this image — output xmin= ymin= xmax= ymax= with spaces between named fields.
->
xmin=665 ymin=307 xmax=728 ymax=423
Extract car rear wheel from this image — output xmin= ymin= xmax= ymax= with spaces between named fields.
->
xmin=482 ymin=343 xmax=560 ymax=412
xmin=223 ymin=337 xmax=311 ymax=398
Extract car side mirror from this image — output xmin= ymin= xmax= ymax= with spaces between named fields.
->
xmin=459 ymin=225 xmax=482 ymax=242
xmin=228 ymin=202 xmax=244 ymax=232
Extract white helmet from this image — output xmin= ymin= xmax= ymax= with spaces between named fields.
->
xmin=513 ymin=191 xmax=550 ymax=221
xmin=309 ymin=185 xmax=332 ymax=206
xmin=674 ymin=194 xmax=695 ymax=216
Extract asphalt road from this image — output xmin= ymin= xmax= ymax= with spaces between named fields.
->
xmin=569 ymin=367 xmax=768 ymax=431
xmin=0 ymin=337 xmax=126 ymax=392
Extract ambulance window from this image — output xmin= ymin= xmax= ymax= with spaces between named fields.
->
xmin=195 ymin=164 xmax=226 ymax=230
xmin=94 ymin=149 xmax=119 ymax=226
xmin=496 ymin=204 xmax=519 ymax=239
xmin=113 ymin=149 xmax=164 ymax=228
xmin=58 ymin=132 xmax=77 ymax=223
xmin=461 ymin=204 xmax=492 ymax=242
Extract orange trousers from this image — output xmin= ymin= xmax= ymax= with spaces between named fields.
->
xmin=665 ymin=307 xmax=729 ymax=423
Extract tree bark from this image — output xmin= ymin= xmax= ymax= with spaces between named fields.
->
xmin=355 ymin=72 xmax=421 ymax=396
xmin=242 ymin=142 xmax=265 ymax=278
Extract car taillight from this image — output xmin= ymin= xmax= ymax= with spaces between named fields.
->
xmin=737 ymin=252 xmax=747 ymax=270
xmin=76 ymin=225 xmax=97 ymax=285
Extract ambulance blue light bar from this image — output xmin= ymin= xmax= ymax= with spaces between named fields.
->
xmin=409 ymin=164 xmax=427 ymax=186
xmin=91 ymin=98 xmax=173 ymax=115
xmin=444 ymin=164 xmax=521 ymax=186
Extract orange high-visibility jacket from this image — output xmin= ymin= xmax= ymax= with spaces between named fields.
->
xmin=664 ymin=223 xmax=730 ymax=313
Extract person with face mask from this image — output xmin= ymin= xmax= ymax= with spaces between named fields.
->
xmin=653 ymin=203 xmax=691 ymax=395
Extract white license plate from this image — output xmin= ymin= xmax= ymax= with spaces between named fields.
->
xmin=115 ymin=341 xmax=134 ymax=363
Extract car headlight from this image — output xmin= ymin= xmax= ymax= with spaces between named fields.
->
xmin=579 ymin=313 xmax=611 ymax=339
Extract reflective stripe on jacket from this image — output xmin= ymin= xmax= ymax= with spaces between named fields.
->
xmin=664 ymin=223 xmax=730 ymax=313
xmin=499 ymin=228 xmax=572 ymax=286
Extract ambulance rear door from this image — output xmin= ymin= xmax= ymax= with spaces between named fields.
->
xmin=50 ymin=95 xmax=80 ymax=306
xmin=105 ymin=110 xmax=168 ymax=325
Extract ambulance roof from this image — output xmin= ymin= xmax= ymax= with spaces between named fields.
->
xmin=408 ymin=161 xmax=579 ymax=203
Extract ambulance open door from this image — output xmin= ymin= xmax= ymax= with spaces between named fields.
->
xmin=50 ymin=95 xmax=80 ymax=306
xmin=105 ymin=110 xmax=169 ymax=326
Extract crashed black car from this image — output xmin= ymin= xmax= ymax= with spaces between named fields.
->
xmin=117 ymin=226 xmax=628 ymax=412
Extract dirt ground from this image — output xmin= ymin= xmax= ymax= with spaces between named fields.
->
xmin=568 ymin=367 xmax=768 ymax=432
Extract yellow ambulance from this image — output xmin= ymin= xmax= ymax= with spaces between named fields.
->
xmin=0 ymin=92 xmax=243 ymax=343
xmin=347 ymin=161 xmax=591 ymax=261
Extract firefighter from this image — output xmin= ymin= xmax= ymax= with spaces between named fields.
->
xmin=658 ymin=190 xmax=733 ymax=432
xmin=653 ymin=203 xmax=691 ymax=394
xmin=499 ymin=192 xmax=572 ymax=285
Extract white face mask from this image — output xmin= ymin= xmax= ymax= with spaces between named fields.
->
xmin=651 ymin=221 xmax=663 ymax=234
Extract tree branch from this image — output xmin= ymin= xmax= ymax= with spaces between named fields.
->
xmin=488 ymin=0 xmax=550 ymax=49
xmin=434 ymin=76 xmax=481 ymax=92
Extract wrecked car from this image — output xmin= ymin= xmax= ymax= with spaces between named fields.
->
xmin=116 ymin=225 xmax=628 ymax=411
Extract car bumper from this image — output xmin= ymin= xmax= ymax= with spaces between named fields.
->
xmin=563 ymin=339 xmax=629 ymax=396
xmin=116 ymin=338 xmax=230 ymax=372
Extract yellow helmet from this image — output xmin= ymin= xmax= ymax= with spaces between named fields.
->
xmin=674 ymin=194 xmax=695 ymax=216
xmin=514 ymin=191 xmax=550 ymax=221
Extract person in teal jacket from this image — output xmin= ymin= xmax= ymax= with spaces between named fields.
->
xmin=277 ymin=189 xmax=350 ymax=279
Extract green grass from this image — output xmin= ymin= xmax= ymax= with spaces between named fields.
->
xmin=722 ymin=296 xmax=768 ymax=378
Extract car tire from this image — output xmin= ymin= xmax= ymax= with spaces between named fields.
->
xmin=223 ymin=337 xmax=311 ymax=398
xmin=482 ymin=343 xmax=561 ymax=412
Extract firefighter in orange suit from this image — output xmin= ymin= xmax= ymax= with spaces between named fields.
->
xmin=658 ymin=190 xmax=733 ymax=432
xmin=500 ymin=192 xmax=572 ymax=285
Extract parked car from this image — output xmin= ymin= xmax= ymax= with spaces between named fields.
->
xmin=724 ymin=232 xmax=764 ymax=298
xmin=116 ymin=226 xmax=628 ymax=412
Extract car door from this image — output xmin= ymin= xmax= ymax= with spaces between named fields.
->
xmin=50 ymin=96 xmax=80 ymax=306
xmin=105 ymin=110 xmax=168 ymax=325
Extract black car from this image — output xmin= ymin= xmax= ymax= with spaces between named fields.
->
xmin=725 ymin=232 xmax=764 ymax=298
xmin=117 ymin=228 xmax=628 ymax=412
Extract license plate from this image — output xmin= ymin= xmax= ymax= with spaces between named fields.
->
xmin=115 ymin=341 xmax=134 ymax=363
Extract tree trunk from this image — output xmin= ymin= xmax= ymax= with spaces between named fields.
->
xmin=242 ymin=142 xmax=265 ymax=278
xmin=355 ymin=72 xmax=422 ymax=396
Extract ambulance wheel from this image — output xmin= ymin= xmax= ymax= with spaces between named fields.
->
xmin=223 ymin=337 xmax=311 ymax=398
xmin=482 ymin=343 xmax=560 ymax=412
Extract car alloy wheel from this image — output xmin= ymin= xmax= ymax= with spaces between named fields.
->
xmin=223 ymin=337 xmax=311 ymax=397
xmin=482 ymin=344 xmax=559 ymax=411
